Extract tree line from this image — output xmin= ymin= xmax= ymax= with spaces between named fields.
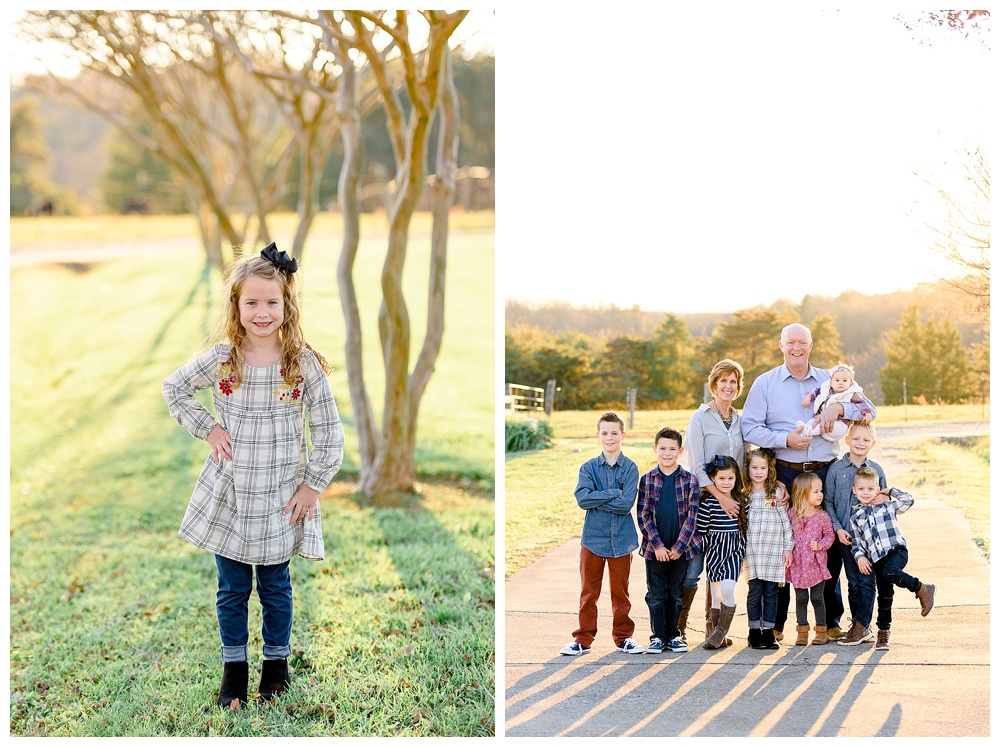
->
xmin=11 ymin=53 xmax=494 ymax=219
xmin=506 ymin=296 xmax=986 ymax=411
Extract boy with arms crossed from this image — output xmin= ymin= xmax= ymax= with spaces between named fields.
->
xmin=560 ymin=412 xmax=645 ymax=656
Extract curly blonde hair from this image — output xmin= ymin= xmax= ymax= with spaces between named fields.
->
xmin=790 ymin=472 xmax=824 ymax=529
xmin=209 ymin=255 xmax=331 ymax=387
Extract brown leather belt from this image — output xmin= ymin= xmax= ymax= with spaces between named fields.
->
xmin=776 ymin=459 xmax=834 ymax=473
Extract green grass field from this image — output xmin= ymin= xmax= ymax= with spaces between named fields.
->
xmin=9 ymin=212 xmax=495 ymax=736
xmin=505 ymin=405 xmax=989 ymax=577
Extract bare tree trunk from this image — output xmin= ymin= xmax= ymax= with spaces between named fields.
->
xmin=347 ymin=10 xmax=467 ymax=497
xmin=332 ymin=32 xmax=379 ymax=478
xmin=408 ymin=46 xmax=459 ymax=456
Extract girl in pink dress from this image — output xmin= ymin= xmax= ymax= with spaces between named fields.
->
xmin=786 ymin=473 xmax=835 ymax=645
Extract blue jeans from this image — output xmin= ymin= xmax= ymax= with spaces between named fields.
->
xmin=215 ymin=555 xmax=293 ymax=663
xmin=746 ymin=578 xmax=779 ymax=629
xmin=828 ymin=542 xmax=876 ymax=628
xmin=874 ymin=547 xmax=920 ymax=631
xmin=682 ymin=551 xmax=704 ymax=589
xmin=644 ymin=557 xmax=689 ymax=642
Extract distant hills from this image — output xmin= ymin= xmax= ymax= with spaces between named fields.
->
xmin=506 ymin=280 xmax=985 ymax=403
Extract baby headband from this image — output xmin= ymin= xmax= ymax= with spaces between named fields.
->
xmin=261 ymin=242 xmax=298 ymax=274
xmin=829 ymin=364 xmax=853 ymax=376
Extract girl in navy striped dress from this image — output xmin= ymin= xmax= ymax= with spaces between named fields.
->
xmin=696 ymin=455 xmax=747 ymax=650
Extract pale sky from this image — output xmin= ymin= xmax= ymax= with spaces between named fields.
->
xmin=498 ymin=9 xmax=991 ymax=313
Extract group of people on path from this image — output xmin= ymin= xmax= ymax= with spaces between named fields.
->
xmin=561 ymin=323 xmax=936 ymax=658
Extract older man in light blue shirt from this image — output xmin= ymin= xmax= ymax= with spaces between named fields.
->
xmin=743 ymin=323 xmax=874 ymax=469
xmin=741 ymin=322 xmax=876 ymax=640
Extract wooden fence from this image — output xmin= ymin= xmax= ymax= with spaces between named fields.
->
xmin=505 ymin=383 xmax=545 ymax=414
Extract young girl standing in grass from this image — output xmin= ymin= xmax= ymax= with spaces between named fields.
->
xmin=163 ymin=244 xmax=344 ymax=708
xmin=696 ymin=455 xmax=747 ymax=650
xmin=742 ymin=449 xmax=794 ymax=650
xmin=787 ymin=473 xmax=835 ymax=645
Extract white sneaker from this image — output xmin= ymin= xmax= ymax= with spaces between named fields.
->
xmin=560 ymin=642 xmax=591 ymax=656
xmin=616 ymin=637 xmax=646 ymax=654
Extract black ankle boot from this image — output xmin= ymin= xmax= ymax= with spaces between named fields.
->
xmin=760 ymin=628 xmax=780 ymax=650
xmin=217 ymin=661 xmax=249 ymax=707
xmin=258 ymin=658 xmax=291 ymax=701
xmin=747 ymin=627 xmax=762 ymax=648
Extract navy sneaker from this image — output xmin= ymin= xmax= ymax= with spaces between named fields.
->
xmin=559 ymin=642 xmax=591 ymax=656
xmin=666 ymin=636 xmax=688 ymax=653
xmin=646 ymin=637 xmax=665 ymax=654
xmin=616 ymin=637 xmax=646 ymax=654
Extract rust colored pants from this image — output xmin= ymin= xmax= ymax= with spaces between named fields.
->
xmin=572 ymin=545 xmax=635 ymax=648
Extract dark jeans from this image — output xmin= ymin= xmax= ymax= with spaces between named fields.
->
xmin=746 ymin=578 xmax=779 ymax=629
xmin=795 ymin=582 xmax=827 ymax=626
xmin=215 ymin=555 xmax=293 ymax=663
xmin=826 ymin=541 xmax=876 ymax=628
xmin=644 ymin=557 xmax=688 ymax=642
xmin=775 ymin=460 xmax=838 ymax=631
xmin=873 ymin=547 xmax=921 ymax=631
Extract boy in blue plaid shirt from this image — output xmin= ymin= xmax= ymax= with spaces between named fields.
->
xmin=637 ymin=427 xmax=702 ymax=653
xmin=849 ymin=466 xmax=936 ymax=650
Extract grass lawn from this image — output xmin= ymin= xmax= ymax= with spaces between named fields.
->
xmin=504 ymin=405 xmax=989 ymax=577
xmin=902 ymin=435 xmax=990 ymax=557
xmin=9 ymin=213 xmax=495 ymax=736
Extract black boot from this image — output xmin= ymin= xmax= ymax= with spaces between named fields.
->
xmin=760 ymin=628 xmax=780 ymax=650
xmin=258 ymin=658 xmax=291 ymax=701
xmin=747 ymin=627 xmax=762 ymax=648
xmin=217 ymin=661 xmax=249 ymax=708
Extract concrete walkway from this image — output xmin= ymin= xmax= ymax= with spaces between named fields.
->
xmin=504 ymin=423 xmax=990 ymax=737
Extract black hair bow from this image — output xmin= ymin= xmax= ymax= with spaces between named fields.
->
xmin=706 ymin=455 xmax=728 ymax=472
xmin=261 ymin=242 xmax=298 ymax=274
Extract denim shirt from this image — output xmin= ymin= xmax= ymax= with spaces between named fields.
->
xmin=574 ymin=451 xmax=640 ymax=559
xmin=823 ymin=454 xmax=887 ymax=535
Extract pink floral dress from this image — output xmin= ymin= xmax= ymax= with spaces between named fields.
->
xmin=786 ymin=507 xmax=835 ymax=589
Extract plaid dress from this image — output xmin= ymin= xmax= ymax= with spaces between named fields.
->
xmin=743 ymin=491 xmax=794 ymax=583
xmin=163 ymin=343 xmax=344 ymax=565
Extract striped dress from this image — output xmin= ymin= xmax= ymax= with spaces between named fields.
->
xmin=696 ymin=493 xmax=745 ymax=582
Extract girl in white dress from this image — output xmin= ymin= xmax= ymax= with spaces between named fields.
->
xmin=163 ymin=244 xmax=344 ymax=708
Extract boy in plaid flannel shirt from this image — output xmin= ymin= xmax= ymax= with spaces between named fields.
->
xmin=849 ymin=466 xmax=936 ymax=650
xmin=637 ymin=427 xmax=701 ymax=653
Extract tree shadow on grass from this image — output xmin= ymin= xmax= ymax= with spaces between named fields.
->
xmin=292 ymin=484 xmax=495 ymax=736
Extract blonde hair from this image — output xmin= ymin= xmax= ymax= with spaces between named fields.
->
xmin=707 ymin=358 xmax=745 ymax=398
xmin=790 ymin=472 xmax=823 ymax=528
xmin=209 ymin=255 xmax=331 ymax=387
xmin=848 ymin=421 xmax=875 ymax=439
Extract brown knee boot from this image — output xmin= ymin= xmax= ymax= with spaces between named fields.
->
xmin=703 ymin=604 xmax=736 ymax=650
xmin=704 ymin=578 xmax=714 ymax=636
xmin=677 ymin=586 xmax=697 ymax=643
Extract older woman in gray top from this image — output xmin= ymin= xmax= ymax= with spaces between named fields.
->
xmin=679 ymin=358 xmax=748 ymax=644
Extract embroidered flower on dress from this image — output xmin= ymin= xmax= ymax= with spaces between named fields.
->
xmin=275 ymin=370 xmax=305 ymax=404
xmin=218 ymin=362 xmax=240 ymax=396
